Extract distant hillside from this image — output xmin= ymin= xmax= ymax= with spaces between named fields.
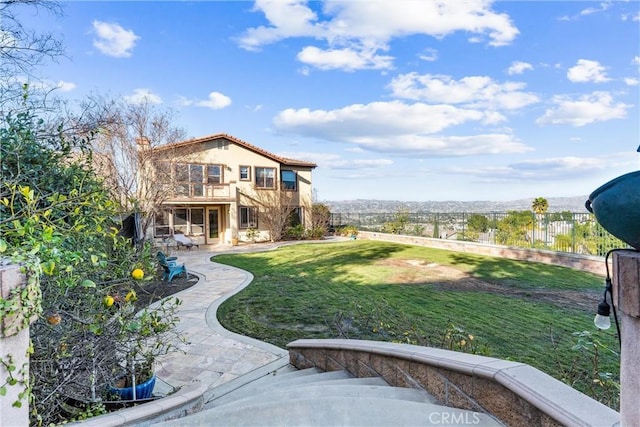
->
xmin=325 ymin=196 xmax=590 ymax=214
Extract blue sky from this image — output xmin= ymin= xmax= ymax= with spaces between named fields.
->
xmin=20 ymin=0 xmax=640 ymax=202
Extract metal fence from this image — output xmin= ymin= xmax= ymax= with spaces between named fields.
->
xmin=329 ymin=211 xmax=626 ymax=257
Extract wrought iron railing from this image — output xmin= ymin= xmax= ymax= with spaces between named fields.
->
xmin=329 ymin=211 xmax=626 ymax=257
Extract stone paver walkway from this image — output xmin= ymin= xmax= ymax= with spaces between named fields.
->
xmin=153 ymin=241 xmax=328 ymax=396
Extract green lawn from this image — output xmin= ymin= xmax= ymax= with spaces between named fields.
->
xmin=215 ymin=240 xmax=620 ymax=407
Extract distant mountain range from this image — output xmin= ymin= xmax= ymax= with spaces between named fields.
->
xmin=325 ymin=196 xmax=590 ymax=214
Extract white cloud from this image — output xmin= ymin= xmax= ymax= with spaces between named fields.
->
xmin=237 ymin=0 xmax=519 ymax=71
xmin=92 ymin=21 xmax=139 ymax=58
xmin=388 ymin=73 xmax=539 ymax=110
xmin=297 ymin=45 xmax=393 ymax=71
xmin=418 ymin=48 xmax=438 ymax=62
xmin=567 ymin=59 xmax=611 ymax=83
xmin=621 ymin=12 xmax=639 ymax=21
xmin=280 ymin=152 xmax=393 ymax=169
xmin=580 ymin=2 xmax=611 ymax=16
xmin=446 ymin=156 xmax=607 ymax=182
xmin=275 ymin=101 xmax=489 ymax=136
xmin=536 ymin=91 xmax=630 ymax=127
xmin=332 ymin=158 xmax=394 ymax=169
xmin=558 ymin=2 xmax=612 ymax=21
xmin=176 ymin=96 xmax=193 ymax=107
xmin=25 ymin=79 xmax=76 ymax=92
xmin=238 ymin=0 xmax=322 ymax=51
xmin=298 ymin=66 xmax=311 ymax=76
xmin=624 ymin=77 xmax=639 ymax=86
xmin=56 ymin=80 xmax=77 ymax=92
xmin=124 ymin=88 xmax=162 ymax=104
xmin=246 ymin=104 xmax=263 ymax=112
xmin=273 ymin=101 xmax=531 ymax=157
xmin=195 ymin=92 xmax=232 ymax=109
xmin=507 ymin=61 xmax=533 ymax=75
xmin=633 ymin=56 xmax=640 ymax=66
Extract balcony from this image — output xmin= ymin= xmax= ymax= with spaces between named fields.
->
xmin=163 ymin=183 xmax=233 ymax=202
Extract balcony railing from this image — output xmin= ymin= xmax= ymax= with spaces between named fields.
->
xmin=164 ymin=183 xmax=232 ymax=200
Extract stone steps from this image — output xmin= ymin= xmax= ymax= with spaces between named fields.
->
xmin=154 ymin=366 xmax=504 ymax=426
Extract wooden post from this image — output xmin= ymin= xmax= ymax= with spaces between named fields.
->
xmin=613 ymin=250 xmax=640 ymax=426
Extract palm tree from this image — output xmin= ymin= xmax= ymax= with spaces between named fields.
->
xmin=532 ymin=197 xmax=549 ymax=215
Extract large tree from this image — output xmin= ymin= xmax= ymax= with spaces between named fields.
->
xmin=83 ymin=96 xmax=187 ymax=240
xmin=1 ymin=0 xmax=66 ymax=109
xmin=241 ymin=186 xmax=301 ymax=242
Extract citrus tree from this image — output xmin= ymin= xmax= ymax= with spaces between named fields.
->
xmin=1 ymin=101 xmax=181 ymax=425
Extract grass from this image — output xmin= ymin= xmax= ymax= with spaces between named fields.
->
xmin=215 ymin=240 xmax=620 ymax=407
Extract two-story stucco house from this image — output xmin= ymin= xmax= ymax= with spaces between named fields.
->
xmin=147 ymin=133 xmax=317 ymax=246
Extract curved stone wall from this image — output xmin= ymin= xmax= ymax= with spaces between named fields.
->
xmin=288 ymin=339 xmax=619 ymax=427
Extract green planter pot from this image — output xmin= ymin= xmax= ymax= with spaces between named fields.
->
xmin=586 ymin=171 xmax=640 ymax=250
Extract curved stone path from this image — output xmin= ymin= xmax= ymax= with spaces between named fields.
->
xmin=153 ymin=242 xmax=293 ymax=396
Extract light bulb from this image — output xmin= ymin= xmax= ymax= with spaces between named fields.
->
xmin=594 ymin=299 xmax=611 ymax=330
xmin=594 ymin=314 xmax=611 ymax=330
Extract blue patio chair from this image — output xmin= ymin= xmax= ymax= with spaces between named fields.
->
xmin=156 ymin=251 xmax=187 ymax=282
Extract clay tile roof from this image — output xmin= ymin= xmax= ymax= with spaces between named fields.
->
xmin=154 ymin=133 xmax=317 ymax=168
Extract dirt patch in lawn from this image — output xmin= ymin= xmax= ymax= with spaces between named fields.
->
xmin=377 ymin=258 xmax=600 ymax=312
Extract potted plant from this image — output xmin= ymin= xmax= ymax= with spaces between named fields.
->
xmin=109 ymin=355 xmax=156 ymax=400
xmin=108 ymin=290 xmax=183 ymax=402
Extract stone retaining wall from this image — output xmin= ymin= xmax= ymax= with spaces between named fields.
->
xmin=359 ymin=231 xmax=606 ymax=276
xmin=0 ymin=263 xmax=30 ymax=427
xmin=288 ymin=339 xmax=619 ymax=427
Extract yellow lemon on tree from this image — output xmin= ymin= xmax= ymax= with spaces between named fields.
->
xmin=103 ymin=295 xmax=115 ymax=307
xmin=125 ymin=290 xmax=137 ymax=302
xmin=47 ymin=312 xmax=61 ymax=325
xmin=131 ymin=268 xmax=144 ymax=280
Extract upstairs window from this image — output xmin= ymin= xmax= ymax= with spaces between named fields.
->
xmin=208 ymin=165 xmax=222 ymax=184
xmin=214 ymin=140 xmax=229 ymax=150
xmin=174 ymin=163 xmax=189 ymax=183
xmin=239 ymin=165 xmax=251 ymax=181
xmin=281 ymin=170 xmax=297 ymax=191
xmin=155 ymin=161 xmax=171 ymax=180
xmin=255 ymin=167 xmax=275 ymax=189
xmin=190 ymin=164 xmax=204 ymax=196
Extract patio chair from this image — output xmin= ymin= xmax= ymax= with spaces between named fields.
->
xmin=156 ymin=251 xmax=187 ymax=282
xmin=173 ymin=233 xmax=199 ymax=250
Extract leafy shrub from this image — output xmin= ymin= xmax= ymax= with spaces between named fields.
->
xmin=552 ymin=330 xmax=619 ymax=410
xmin=337 ymin=225 xmax=358 ymax=237
xmin=307 ymin=226 xmax=327 ymax=239
xmin=381 ymin=209 xmax=409 ymax=235
xmin=244 ymin=227 xmax=259 ymax=242
xmin=284 ymin=224 xmax=306 ymax=240
xmin=311 ymin=203 xmax=331 ymax=233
